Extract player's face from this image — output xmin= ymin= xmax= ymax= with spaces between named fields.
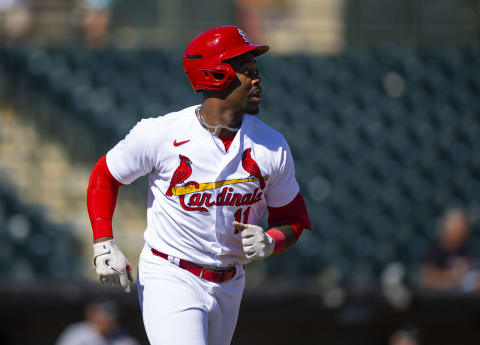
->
xmin=225 ymin=53 xmax=262 ymax=115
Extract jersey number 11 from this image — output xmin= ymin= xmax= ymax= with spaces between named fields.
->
xmin=234 ymin=207 xmax=251 ymax=233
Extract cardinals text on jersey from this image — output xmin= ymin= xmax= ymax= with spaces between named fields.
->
xmin=166 ymin=150 xmax=267 ymax=213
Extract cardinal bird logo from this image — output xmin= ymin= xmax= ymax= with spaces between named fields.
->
xmin=241 ymin=148 xmax=265 ymax=190
xmin=166 ymin=154 xmax=193 ymax=196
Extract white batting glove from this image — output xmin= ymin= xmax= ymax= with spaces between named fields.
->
xmin=93 ymin=239 xmax=134 ymax=293
xmin=233 ymin=221 xmax=275 ymax=261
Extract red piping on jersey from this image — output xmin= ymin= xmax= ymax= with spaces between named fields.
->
xmin=267 ymin=193 xmax=312 ymax=242
xmin=87 ymin=155 xmax=123 ymax=241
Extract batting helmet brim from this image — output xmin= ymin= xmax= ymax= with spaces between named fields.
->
xmin=221 ymin=44 xmax=269 ymax=62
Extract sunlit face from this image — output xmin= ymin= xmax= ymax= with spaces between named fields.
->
xmin=86 ymin=307 xmax=117 ymax=337
xmin=442 ymin=213 xmax=470 ymax=250
xmin=224 ymin=52 xmax=263 ymax=115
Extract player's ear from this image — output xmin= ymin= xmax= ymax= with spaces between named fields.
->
xmin=224 ymin=76 xmax=241 ymax=92
xmin=202 ymin=79 xmax=240 ymax=100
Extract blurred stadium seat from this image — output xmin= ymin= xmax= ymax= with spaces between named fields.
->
xmin=1 ymin=44 xmax=479 ymax=289
xmin=0 ymin=182 xmax=82 ymax=280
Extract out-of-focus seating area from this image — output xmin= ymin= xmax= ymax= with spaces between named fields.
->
xmin=1 ymin=1 xmax=480 ymax=344
xmin=2 ymin=44 xmax=480 ymax=291
xmin=0 ymin=182 xmax=81 ymax=279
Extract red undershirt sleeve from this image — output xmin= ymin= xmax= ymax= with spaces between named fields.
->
xmin=267 ymin=193 xmax=312 ymax=242
xmin=87 ymin=155 xmax=123 ymax=241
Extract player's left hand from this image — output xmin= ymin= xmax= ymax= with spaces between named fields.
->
xmin=233 ymin=221 xmax=274 ymax=261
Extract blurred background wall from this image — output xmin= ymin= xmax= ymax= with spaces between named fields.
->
xmin=1 ymin=0 xmax=480 ymax=344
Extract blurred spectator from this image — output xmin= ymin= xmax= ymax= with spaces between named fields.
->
xmin=82 ymin=0 xmax=115 ymax=50
xmin=235 ymin=0 xmax=263 ymax=42
xmin=388 ymin=326 xmax=420 ymax=345
xmin=420 ymin=208 xmax=479 ymax=293
xmin=55 ymin=300 xmax=139 ymax=345
xmin=0 ymin=0 xmax=31 ymax=44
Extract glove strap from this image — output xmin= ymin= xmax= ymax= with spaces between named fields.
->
xmin=93 ymin=240 xmax=114 ymax=266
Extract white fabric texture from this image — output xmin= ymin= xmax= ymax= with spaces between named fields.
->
xmin=106 ymin=105 xmax=300 ymax=267
xmin=137 ymin=245 xmax=245 ymax=345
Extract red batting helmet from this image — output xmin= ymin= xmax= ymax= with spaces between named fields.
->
xmin=183 ymin=26 xmax=269 ymax=92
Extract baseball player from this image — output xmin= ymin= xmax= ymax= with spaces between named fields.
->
xmin=87 ymin=26 xmax=311 ymax=345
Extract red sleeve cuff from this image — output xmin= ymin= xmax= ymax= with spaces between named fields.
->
xmin=266 ymin=228 xmax=287 ymax=254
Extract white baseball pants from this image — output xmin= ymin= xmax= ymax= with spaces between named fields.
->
xmin=137 ymin=245 xmax=245 ymax=345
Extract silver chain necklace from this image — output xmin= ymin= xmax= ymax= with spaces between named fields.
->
xmin=195 ymin=106 xmax=240 ymax=133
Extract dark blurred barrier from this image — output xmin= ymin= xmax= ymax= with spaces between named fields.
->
xmin=1 ymin=44 xmax=480 ymax=291
xmin=0 ymin=280 xmax=145 ymax=345
xmin=0 ymin=280 xmax=479 ymax=345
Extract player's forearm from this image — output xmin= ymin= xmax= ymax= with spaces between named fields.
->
xmin=266 ymin=224 xmax=298 ymax=254
xmin=87 ymin=155 xmax=123 ymax=241
xmin=265 ymin=194 xmax=311 ymax=254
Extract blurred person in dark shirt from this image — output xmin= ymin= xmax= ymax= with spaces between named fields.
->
xmin=420 ymin=208 xmax=479 ymax=293
xmin=55 ymin=300 xmax=138 ymax=345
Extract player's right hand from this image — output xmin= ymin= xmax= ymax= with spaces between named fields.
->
xmin=93 ymin=239 xmax=134 ymax=293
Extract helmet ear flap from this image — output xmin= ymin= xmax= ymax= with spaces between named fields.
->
xmin=191 ymin=63 xmax=236 ymax=92
xmin=218 ymin=63 xmax=236 ymax=89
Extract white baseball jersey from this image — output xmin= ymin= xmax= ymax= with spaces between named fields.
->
xmin=106 ymin=105 xmax=299 ymax=267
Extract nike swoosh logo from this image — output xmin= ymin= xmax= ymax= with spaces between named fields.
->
xmin=173 ymin=139 xmax=190 ymax=147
